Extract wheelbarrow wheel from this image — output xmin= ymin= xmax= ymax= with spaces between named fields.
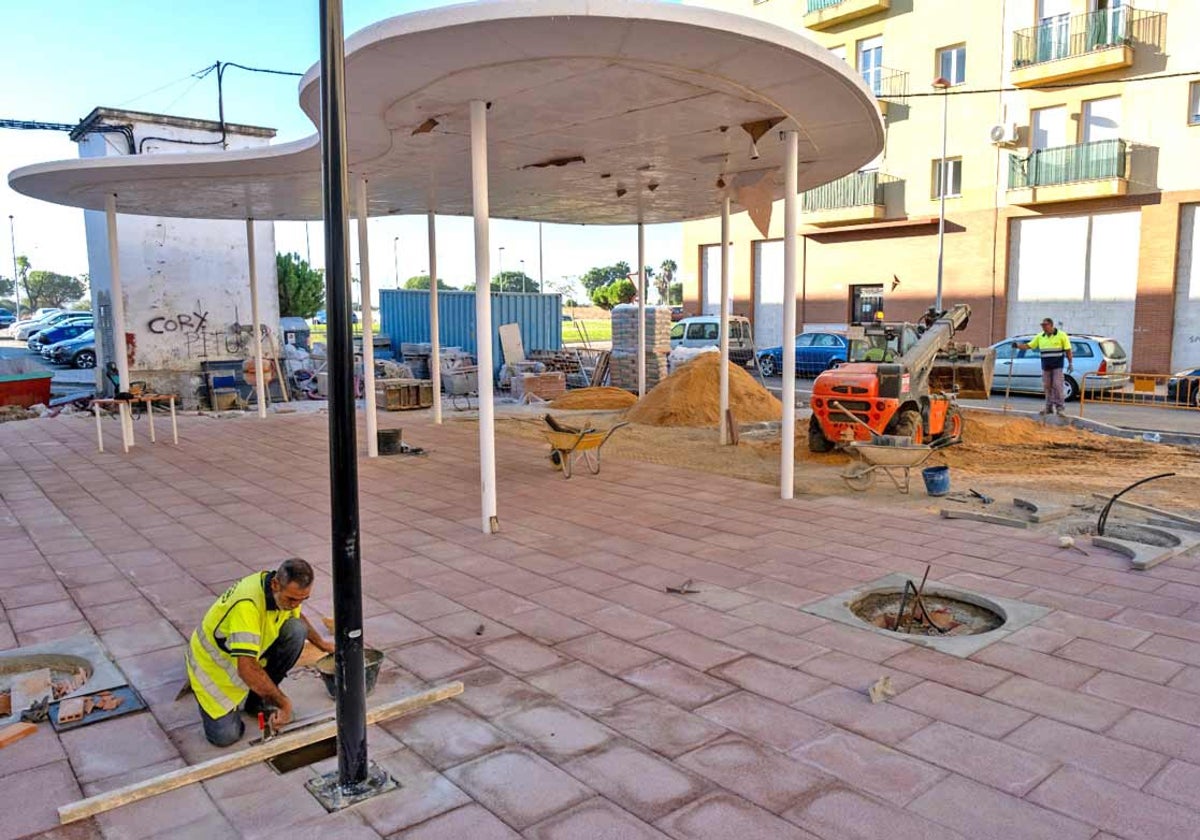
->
xmin=549 ymin=450 xmax=564 ymax=471
xmin=842 ymin=463 xmax=876 ymax=491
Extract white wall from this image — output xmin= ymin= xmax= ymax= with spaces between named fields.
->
xmin=753 ymin=239 xmax=784 ymax=350
xmin=1008 ymin=211 xmax=1139 ymax=361
xmin=1172 ymin=204 xmax=1200 ymax=371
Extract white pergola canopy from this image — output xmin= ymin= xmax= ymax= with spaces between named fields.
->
xmin=9 ymin=0 xmax=883 ymax=224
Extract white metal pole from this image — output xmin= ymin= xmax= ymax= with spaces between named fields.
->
xmin=935 ymin=86 xmax=949 ymax=312
xmin=781 ymin=132 xmax=799 ymax=499
xmin=538 ymin=222 xmax=544 ymax=293
xmin=246 ymin=219 xmax=268 ymax=419
xmin=8 ymin=216 xmax=19 ymax=319
xmin=105 ymin=194 xmax=133 ymax=449
xmin=470 ymin=99 xmax=498 ymax=534
xmin=355 ymin=179 xmax=379 ymax=457
xmin=428 ymin=211 xmax=443 ymax=424
xmin=637 ymin=222 xmax=646 ymax=399
xmin=718 ymin=196 xmax=731 ymax=445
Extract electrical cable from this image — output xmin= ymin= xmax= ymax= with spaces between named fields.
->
xmin=902 ymin=69 xmax=1200 ymax=97
xmin=115 ymin=66 xmax=213 ymax=108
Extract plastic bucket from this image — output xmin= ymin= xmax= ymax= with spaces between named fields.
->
xmin=377 ymin=428 xmax=403 ymax=455
xmin=315 ymin=648 xmax=384 ymax=698
xmin=922 ymin=465 xmax=950 ymax=496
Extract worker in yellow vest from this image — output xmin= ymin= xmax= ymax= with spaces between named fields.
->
xmin=1015 ymin=317 xmax=1074 ymax=416
xmin=186 ymin=558 xmax=334 ymax=747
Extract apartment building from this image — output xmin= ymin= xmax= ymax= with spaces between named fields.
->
xmin=681 ymin=0 xmax=1200 ymax=372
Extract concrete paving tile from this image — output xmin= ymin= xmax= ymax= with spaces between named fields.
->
xmin=783 ymin=785 xmax=965 ymax=840
xmin=792 ymin=729 xmax=944 ymax=806
xmin=694 ymin=692 xmax=828 ymax=752
xmin=893 ymin=681 xmax=1032 ymax=738
xmin=656 ymin=791 xmax=819 ymax=840
xmin=529 ymin=586 xmax=611 ymax=616
xmin=597 ymin=695 xmax=726 ymax=758
xmin=580 ymin=605 xmax=673 ymax=641
xmin=0 ymin=760 xmax=82 ymax=840
xmin=99 ymin=617 xmax=184 ymax=658
xmin=456 ymin=587 xmax=539 ymax=619
xmin=363 ymin=611 xmax=435 ymax=648
xmin=1168 ymin=665 xmax=1200 ymax=694
xmin=552 ymin=567 xmax=626 ymax=593
xmin=1004 ymin=716 xmax=1167 ymax=787
xmin=0 ymin=581 xmax=69 ymax=609
xmin=59 ymin=708 xmax=180 ymax=784
xmin=0 ymin=717 xmax=67 ymax=778
xmin=795 ymin=685 xmax=931 ymax=745
xmin=796 ymin=649 xmax=923 ymax=695
xmin=352 ymin=747 xmax=472 ymax=837
xmin=422 ymin=609 xmax=516 ymax=647
xmin=621 ymin=659 xmax=736 ymax=709
xmin=443 ymin=747 xmax=593 ymax=830
xmin=908 ymin=774 xmax=1094 ymax=840
xmin=799 ymin=622 xmax=910 ymax=662
xmin=393 ymin=804 xmax=520 ymax=839
xmin=82 ymin=758 xmax=221 ymax=840
xmin=557 ymin=633 xmax=658 ymax=675
xmin=253 ymin=810 xmax=381 ymax=840
xmin=203 ymin=763 xmax=328 ymax=836
xmin=1145 ymin=760 xmax=1200 ymax=810
xmin=985 ymin=674 xmax=1128 ymax=732
xmin=709 ymin=656 xmax=827 ymax=705
xmin=115 ymin=644 xmax=188 ymax=691
xmin=385 ymin=590 xmax=463 ymax=621
xmin=1081 ymin=671 xmax=1200 ymax=726
xmin=736 ymin=579 xmax=825 ymax=608
xmin=969 ymin=642 xmax=1097 ymax=690
xmin=1028 ymin=766 xmax=1198 ymax=840
xmin=678 ymin=735 xmax=829 ymax=813
xmin=884 ymin=646 xmax=1012 ymax=694
xmin=478 ymin=636 xmax=566 ymax=675
xmin=383 ymin=702 xmax=510 ymax=770
xmin=1107 ymin=711 xmax=1200 ymax=765
xmin=641 ymin=630 xmax=743 ymax=671
xmin=80 ymin=597 xmax=164 ymax=631
xmin=501 ymin=607 xmax=593 ymax=645
xmin=524 ymin=798 xmax=671 ymax=840
xmin=527 ymin=661 xmax=642 ymax=714
xmin=1036 ymin=611 xmax=1149 ymax=648
xmin=897 ymin=721 xmax=1057 ymax=796
xmin=564 ymin=744 xmax=711 ymax=822
xmin=719 ymin=626 xmax=826 ymax=667
xmin=455 ymin=667 xmax=548 ymax=719
xmin=659 ymin=603 xmax=754 ymax=640
xmin=1112 ymin=609 xmax=1200 ymax=644
xmin=387 ymin=638 xmax=483 ymax=681
xmin=8 ymin=600 xmax=85 ymax=633
xmin=493 ymin=701 xmax=613 ymax=761
xmin=1056 ymin=638 xmax=1184 ymax=683
xmin=1138 ymin=634 xmax=1200 ymax=668
xmin=725 ymin=601 xmax=825 ymax=636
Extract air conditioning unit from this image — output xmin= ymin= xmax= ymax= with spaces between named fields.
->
xmin=988 ymin=122 xmax=1019 ymax=145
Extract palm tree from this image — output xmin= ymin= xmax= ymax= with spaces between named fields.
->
xmin=657 ymin=259 xmax=676 ymax=305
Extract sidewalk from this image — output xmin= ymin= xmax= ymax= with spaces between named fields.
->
xmin=2 ymin=409 xmax=1199 ymax=839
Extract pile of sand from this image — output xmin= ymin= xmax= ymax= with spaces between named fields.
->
xmin=549 ymin=387 xmax=637 ymax=411
xmin=626 ymin=353 xmax=782 ymax=427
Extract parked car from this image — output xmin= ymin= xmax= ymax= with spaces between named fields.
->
xmin=669 ymin=306 xmax=685 ymax=322
xmin=757 ymin=331 xmax=848 ymax=377
xmin=30 ymin=319 xmax=92 ymax=352
xmin=47 ymin=329 xmax=96 ymax=369
xmin=669 ymin=315 xmax=755 ymax=365
xmin=15 ymin=310 xmax=90 ymax=341
xmin=989 ymin=334 xmax=1128 ymax=402
xmin=0 ymin=308 xmax=15 ymax=329
xmin=1167 ymin=366 xmax=1200 ymax=406
xmin=312 ymin=309 xmax=358 ymax=325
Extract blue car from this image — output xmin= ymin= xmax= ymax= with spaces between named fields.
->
xmin=1168 ymin=366 xmax=1200 ymax=406
xmin=47 ymin=329 xmax=96 ymax=369
xmin=757 ymin=331 xmax=848 ymax=377
xmin=30 ymin=319 xmax=93 ymax=352
xmin=0 ymin=308 xmax=14 ymax=329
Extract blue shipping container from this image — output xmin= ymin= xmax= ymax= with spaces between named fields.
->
xmin=379 ymin=290 xmax=562 ymax=375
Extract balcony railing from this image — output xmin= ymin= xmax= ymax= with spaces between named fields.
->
xmin=807 ymin=0 xmax=845 ymax=12
xmin=1012 ymin=6 xmax=1165 ymax=68
xmin=803 ymin=170 xmax=897 ymax=212
xmin=1008 ymin=139 xmax=1126 ymax=190
xmin=861 ymin=66 xmax=908 ymax=100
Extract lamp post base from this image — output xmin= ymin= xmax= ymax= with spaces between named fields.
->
xmin=305 ymin=761 xmax=398 ymax=812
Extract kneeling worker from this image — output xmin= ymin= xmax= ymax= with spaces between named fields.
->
xmin=186 ymin=557 xmax=334 ymax=746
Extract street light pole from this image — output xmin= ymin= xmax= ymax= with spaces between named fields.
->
xmin=393 ymin=236 xmax=399 ymax=288
xmin=498 ymin=246 xmax=505 ymax=282
xmin=933 ymin=76 xmax=950 ymax=313
xmin=520 ymin=259 xmax=526 ymax=293
xmin=8 ymin=216 xmax=20 ymax=317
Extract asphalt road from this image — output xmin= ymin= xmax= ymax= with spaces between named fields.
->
xmin=0 ymin=338 xmax=95 ymax=392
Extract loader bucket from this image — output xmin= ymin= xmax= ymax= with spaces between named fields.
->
xmin=930 ymin=347 xmax=995 ymax=400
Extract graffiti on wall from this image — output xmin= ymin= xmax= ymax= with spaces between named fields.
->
xmin=146 ymin=306 xmax=268 ymax=359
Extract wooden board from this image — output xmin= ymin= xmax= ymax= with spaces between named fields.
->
xmin=0 ymin=722 xmax=37 ymax=749
xmin=58 ymin=681 xmax=463 ymax=824
xmin=499 ymin=323 xmax=525 ymax=365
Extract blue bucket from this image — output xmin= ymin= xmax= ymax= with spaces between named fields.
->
xmin=922 ymin=465 xmax=950 ymax=496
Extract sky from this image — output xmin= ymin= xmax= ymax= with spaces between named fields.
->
xmin=0 ymin=0 xmax=684 ymax=305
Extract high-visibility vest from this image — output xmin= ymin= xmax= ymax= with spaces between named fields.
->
xmin=186 ymin=572 xmax=299 ymax=718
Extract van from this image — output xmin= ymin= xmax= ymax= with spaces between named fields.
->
xmin=669 ymin=315 xmax=755 ymax=366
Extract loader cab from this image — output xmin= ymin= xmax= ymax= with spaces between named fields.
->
xmin=846 ymin=324 xmax=918 ymax=364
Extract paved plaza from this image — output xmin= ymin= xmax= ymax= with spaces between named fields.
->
xmin=2 ymin=409 xmax=1200 ymax=839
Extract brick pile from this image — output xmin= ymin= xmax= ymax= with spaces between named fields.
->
xmin=610 ymin=304 xmax=672 ymax=392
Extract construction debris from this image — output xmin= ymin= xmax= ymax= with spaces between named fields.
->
xmin=868 ymin=676 xmax=896 ymax=704
xmin=1057 ymin=535 xmax=1090 ymax=556
xmin=666 ymin=579 xmax=701 ymax=595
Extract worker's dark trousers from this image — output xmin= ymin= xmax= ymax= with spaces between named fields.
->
xmin=199 ymin=618 xmax=307 ymax=747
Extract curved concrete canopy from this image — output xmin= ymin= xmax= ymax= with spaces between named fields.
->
xmin=9 ymin=0 xmax=883 ymax=224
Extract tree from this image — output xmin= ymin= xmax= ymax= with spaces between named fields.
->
xmin=657 ymin=259 xmax=677 ymax=305
xmin=610 ymin=278 xmax=637 ymax=305
xmin=580 ymin=261 xmax=630 ymax=295
xmin=0 ymin=274 xmax=12 ymax=299
xmin=491 ymin=270 xmax=535 ymax=293
xmin=276 ymin=252 xmax=325 ymax=318
xmin=668 ymin=282 xmax=683 ymax=305
xmin=404 ymin=274 xmax=454 ymax=290
xmin=25 ymin=270 xmax=86 ymax=309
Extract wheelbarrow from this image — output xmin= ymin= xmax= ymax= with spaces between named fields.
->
xmin=541 ymin=414 xmax=628 ymax=479
xmin=840 ymin=439 xmax=942 ymax=493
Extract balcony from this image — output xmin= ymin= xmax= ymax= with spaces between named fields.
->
xmin=1007 ymin=139 xmax=1128 ymax=205
xmin=804 ymin=0 xmax=890 ymax=31
xmin=802 ymin=170 xmax=899 ymax=226
xmin=1011 ymin=7 xmax=1166 ymax=88
xmin=862 ymin=67 xmax=907 ymax=117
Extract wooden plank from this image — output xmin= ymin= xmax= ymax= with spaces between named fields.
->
xmin=59 ymin=681 xmax=463 ymax=825
xmin=0 ymin=722 xmax=38 ymax=749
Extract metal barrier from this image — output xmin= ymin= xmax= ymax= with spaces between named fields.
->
xmin=1079 ymin=371 xmax=1200 ymax=416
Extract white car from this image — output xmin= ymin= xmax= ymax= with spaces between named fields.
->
xmin=14 ymin=311 xmax=90 ymax=341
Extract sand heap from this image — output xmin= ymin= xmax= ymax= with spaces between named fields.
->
xmin=549 ymin=387 xmax=638 ymax=411
xmin=626 ymin=352 xmax=782 ymax=427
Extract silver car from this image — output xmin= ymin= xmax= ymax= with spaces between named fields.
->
xmin=989 ymin=334 xmax=1129 ymax=402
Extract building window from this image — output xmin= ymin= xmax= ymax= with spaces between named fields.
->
xmin=932 ymin=157 xmax=962 ymax=198
xmin=857 ymin=36 xmax=883 ymax=95
xmin=937 ymin=44 xmax=966 ymax=86
xmin=1190 ymin=81 xmax=1200 ymax=126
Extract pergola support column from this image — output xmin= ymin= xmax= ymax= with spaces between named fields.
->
xmin=718 ymin=196 xmax=731 ymax=445
xmin=355 ymin=178 xmax=379 ymax=457
xmin=781 ymin=130 xmax=799 ymax=499
xmin=637 ymin=222 xmax=646 ymax=399
xmin=246 ymin=218 xmax=268 ymax=419
xmin=470 ymin=99 xmax=499 ymax=534
xmin=104 ymin=193 xmax=133 ymax=449
xmin=428 ymin=211 xmax=442 ymax=424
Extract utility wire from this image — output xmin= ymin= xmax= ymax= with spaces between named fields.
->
xmin=115 ymin=66 xmax=212 ymax=108
xmin=903 ymin=68 xmax=1200 ymax=97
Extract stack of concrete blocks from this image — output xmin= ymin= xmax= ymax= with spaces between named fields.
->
xmin=609 ymin=304 xmax=672 ymax=392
